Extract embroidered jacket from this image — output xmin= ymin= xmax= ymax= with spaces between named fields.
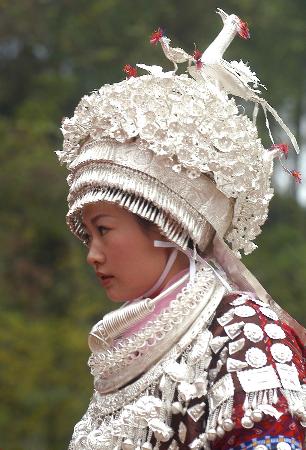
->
xmin=68 ymin=269 xmax=306 ymax=450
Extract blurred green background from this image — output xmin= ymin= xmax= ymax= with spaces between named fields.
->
xmin=1 ymin=0 xmax=306 ymax=449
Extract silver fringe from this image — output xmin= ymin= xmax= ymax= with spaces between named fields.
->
xmin=67 ymin=163 xmax=215 ymax=250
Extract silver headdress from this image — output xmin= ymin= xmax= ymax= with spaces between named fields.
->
xmin=57 ymin=8 xmax=300 ymax=256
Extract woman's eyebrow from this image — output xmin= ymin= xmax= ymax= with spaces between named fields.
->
xmin=91 ymin=213 xmax=112 ymax=224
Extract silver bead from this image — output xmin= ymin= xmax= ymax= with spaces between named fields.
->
xmin=206 ymin=429 xmax=217 ymax=441
xmin=194 ymin=377 xmax=208 ymax=396
xmin=241 ymin=416 xmax=254 ymax=428
xmin=222 ymin=418 xmax=234 ymax=431
xmin=159 ymin=374 xmax=166 ymax=391
xmin=251 ymin=409 xmax=263 ymax=422
xmin=122 ymin=439 xmax=136 ymax=450
xmin=216 ymin=425 xmax=225 ymax=438
xmin=154 ymin=431 xmax=173 ymax=442
xmin=141 ymin=443 xmax=153 ymax=450
xmin=294 ymin=406 xmax=304 ymax=417
xmin=171 ymin=401 xmax=183 ymax=415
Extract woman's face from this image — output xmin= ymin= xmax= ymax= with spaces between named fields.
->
xmin=82 ymin=202 xmax=171 ymax=302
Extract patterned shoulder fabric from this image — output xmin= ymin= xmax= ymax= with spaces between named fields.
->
xmin=230 ymin=435 xmax=302 ymax=449
xmin=206 ymin=292 xmax=305 ymax=450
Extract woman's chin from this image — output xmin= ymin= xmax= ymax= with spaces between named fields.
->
xmin=104 ymin=286 xmax=147 ymax=303
xmin=104 ymin=286 xmax=129 ymax=303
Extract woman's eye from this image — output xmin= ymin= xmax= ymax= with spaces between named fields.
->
xmin=97 ymin=226 xmax=109 ymax=236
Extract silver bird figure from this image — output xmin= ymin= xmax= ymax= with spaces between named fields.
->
xmin=150 ymin=28 xmax=192 ymax=72
xmin=192 ymin=8 xmax=262 ymax=98
xmin=188 ymin=8 xmax=299 ymax=153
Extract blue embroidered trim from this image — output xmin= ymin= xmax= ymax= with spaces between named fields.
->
xmin=231 ymin=435 xmax=302 ymax=449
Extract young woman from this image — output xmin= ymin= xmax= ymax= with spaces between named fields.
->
xmin=57 ymin=9 xmax=305 ymax=450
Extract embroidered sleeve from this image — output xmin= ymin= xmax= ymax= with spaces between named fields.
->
xmin=189 ymin=293 xmax=306 ymax=450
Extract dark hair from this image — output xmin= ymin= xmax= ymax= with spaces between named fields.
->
xmin=135 ymin=214 xmax=156 ymax=231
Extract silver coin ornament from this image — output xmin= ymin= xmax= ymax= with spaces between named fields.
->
xmin=245 ymin=347 xmax=267 ymax=368
xmin=259 ymin=307 xmax=278 ymax=321
xmin=244 ymin=323 xmax=264 ymax=343
xmin=230 ymin=296 xmax=247 ymax=306
xmin=271 ymin=343 xmax=293 ymax=363
xmin=264 ymin=323 xmax=286 ymax=339
xmin=252 ymin=298 xmax=268 ymax=307
xmin=234 ymin=305 xmax=256 ymax=318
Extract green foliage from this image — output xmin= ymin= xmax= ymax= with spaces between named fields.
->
xmin=244 ymin=196 xmax=306 ymax=325
xmin=0 ymin=0 xmax=305 ymax=448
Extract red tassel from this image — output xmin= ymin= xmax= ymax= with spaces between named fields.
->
xmin=238 ymin=20 xmax=250 ymax=39
xmin=271 ymin=143 xmax=289 ymax=159
xmin=150 ymin=28 xmax=163 ymax=45
xmin=123 ymin=64 xmax=138 ymax=78
xmin=291 ymin=170 xmax=302 ymax=184
xmin=193 ymin=48 xmax=203 ymax=69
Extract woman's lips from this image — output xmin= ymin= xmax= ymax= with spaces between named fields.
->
xmin=98 ymin=275 xmax=114 ymax=287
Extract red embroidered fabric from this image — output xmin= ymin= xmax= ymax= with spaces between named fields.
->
xmin=209 ymin=293 xmax=305 ymax=450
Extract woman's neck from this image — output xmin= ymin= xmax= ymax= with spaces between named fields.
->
xmin=153 ymin=250 xmax=189 ymax=297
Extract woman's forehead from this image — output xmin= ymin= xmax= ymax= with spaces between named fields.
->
xmin=82 ymin=201 xmax=132 ymax=221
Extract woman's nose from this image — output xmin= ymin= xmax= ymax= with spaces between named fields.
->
xmin=87 ymin=238 xmax=106 ymax=268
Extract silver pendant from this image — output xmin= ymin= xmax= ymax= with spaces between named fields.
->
xmin=276 ymin=362 xmax=301 ymax=391
xmin=187 ymin=402 xmax=206 ymax=422
xmin=237 ymin=365 xmax=281 ymax=393
xmin=224 ymin=321 xmax=245 ymax=339
xmin=141 ymin=443 xmax=153 ymax=450
xmin=229 ymin=337 xmax=245 ymax=355
xmin=210 ymin=336 xmax=230 ymax=354
xmin=227 ymin=357 xmax=248 ymax=372
xmin=122 ymin=439 xmax=136 ymax=450
xmin=177 ymin=381 xmax=197 ymax=401
xmin=163 ymin=359 xmax=192 ymax=382
xmin=241 ymin=416 xmax=254 ymax=428
xmin=219 ymin=346 xmax=229 ymax=362
xmin=178 ymin=421 xmax=187 ymax=443
xmin=217 ymin=308 xmax=235 ymax=326
xmin=169 ymin=439 xmax=179 ymax=450
xmin=171 ymin=401 xmax=184 ymax=415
